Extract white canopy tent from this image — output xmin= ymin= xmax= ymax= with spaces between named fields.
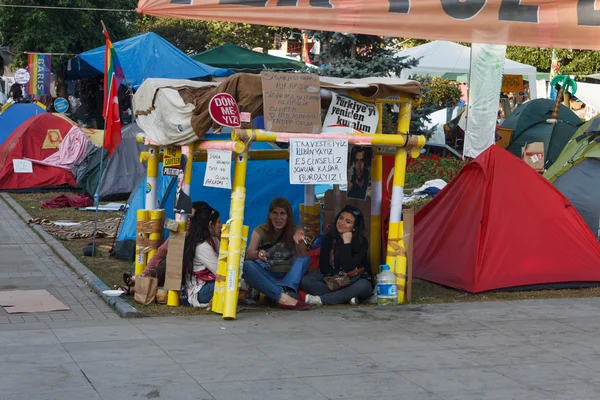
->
xmin=397 ymin=41 xmax=538 ymax=99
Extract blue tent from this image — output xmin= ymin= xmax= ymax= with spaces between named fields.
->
xmin=0 ymin=103 xmax=46 ymax=146
xmin=65 ymin=32 xmax=233 ymax=88
xmin=113 ymin=142 xmax=304 ymax=261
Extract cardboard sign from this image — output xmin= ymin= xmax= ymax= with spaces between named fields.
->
xmin=323 ymin=93 xmax=379 ymax=134
xmin=13 ymin=159 xmax=33 ymax=173
xmin=502 ymin=74 xmax=524 ymax=93
xmin=209 ymin=93 xmax=241 ymax=128
xmin=162 ymin=146 xmax=182 ymax=176
xmin=289 ymin=138 xmax=347 ymax=185
xmin=204 ymin=150 xmax=232 ymax=189
xmin=164 ymin=228 xmax=185 ymax=291
xmin=261 ymin=71 xmax=321 ymax=133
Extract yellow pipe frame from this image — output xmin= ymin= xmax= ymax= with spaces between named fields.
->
xmin=212 ymin=224 xmax=230 ymax=314
xmin=223 ymin=149 xmax=249 ymax=320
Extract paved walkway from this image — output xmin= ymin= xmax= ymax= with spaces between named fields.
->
xmin=1 ymin=199 xmax=600 ymax=399
xmin=0 ymin=198 xmax=119 ymax=323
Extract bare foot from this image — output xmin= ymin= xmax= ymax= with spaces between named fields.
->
xmin=277 ymin=293 xmax=298 ymax=306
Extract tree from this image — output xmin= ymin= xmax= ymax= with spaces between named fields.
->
xmin=0 ymin=0 xmax=138 ymax=95
xmin=418 ymin=76 xmax=462 ymax=110
xmin=137 ymin=17 xmax=289 ymax=54
xmin=304 ymin=31 xmax=435 ymax=135
xmin=506 ymin=47 xmax=600 ymax=76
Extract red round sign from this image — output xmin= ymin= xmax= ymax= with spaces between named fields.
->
xmin=208 ymin=93 xmax=241 ymax=128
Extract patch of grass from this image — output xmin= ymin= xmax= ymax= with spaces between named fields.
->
xmin=11 ymin=192 xmax=600 ymax=317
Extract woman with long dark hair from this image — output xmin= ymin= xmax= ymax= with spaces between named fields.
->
xmin=301 ymin=205 xmax=372 ymax=306
xmin=243 ymin=197 xmax=310 ymax=310
xmin=182 ymin=202 xmax=222 ymax=307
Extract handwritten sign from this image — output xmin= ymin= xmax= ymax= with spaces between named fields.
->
xmin=162 ymin=146 xmax=182 ymax=176
xmin=13 ymin=159 xmax=33 ymax=173
xmin=261 ymin=72 xmax=321 ymax=133
xmin=502 ymin=75 xmax=524 ymax=93
xmin=289 ymin=138 xmax=348 ymax=185
xmin=323 ymin=93 xmax=379 ymax=134
xmin=209 ymin=93 xmax=241 ymax=128
xmin=204 ymin=150 xmax=232 ymax=189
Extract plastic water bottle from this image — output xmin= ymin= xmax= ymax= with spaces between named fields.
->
xmin=376 ymin=265 xmax=397 ymax=306
xmin=180 ymin=285 xmax=189 ymax=306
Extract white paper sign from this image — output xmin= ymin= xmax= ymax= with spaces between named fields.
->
xmin=13 ymin=159 xmax=33 ymax=173
xmin=289 ymin=138 xmax=348 ymax=185
xmin=323 ymin=93 xmax=379 ymax=134
xmin=203 ymin=150 xmax=232 ymax=189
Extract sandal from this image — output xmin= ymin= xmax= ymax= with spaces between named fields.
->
xmin=122 ymin=272 xmax=134 ymax=287
xmin=117 ymin=285 xmax=133 ymax=296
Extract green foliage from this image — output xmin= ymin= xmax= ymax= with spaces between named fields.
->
xmin=137 ymin=16 xmax=288 ymax=55
xmin=506 ymin=47 xmax=600 ymax=77
xmin=0 ymin=0 xmax=138 ymax=69
xmin=405 ymin=154 xmax=467 ymax=188
xmin=418 ymin=76 xmax=463 ymax=109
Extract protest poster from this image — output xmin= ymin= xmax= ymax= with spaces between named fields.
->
xmin=203 ymin=150 xmax=232 ymax=189
xmin=347 ymin=146 xmax=373 ymax=201
xmin=289 ymin=138 xmax=348 ymax=185
xmin=323 ymin=93 xmax=379 ymax=134
xmin=162 ymin=146 xmax=182 ymax=176
xmin=261 ymin=72 xmax=321 ymax=133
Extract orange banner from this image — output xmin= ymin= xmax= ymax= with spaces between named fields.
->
xmin=137 ymin=1 xmax=600 ymax=50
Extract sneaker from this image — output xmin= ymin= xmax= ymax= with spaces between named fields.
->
xmin=349 ymin=297 xmax=358 ymax=306
xmin=305 ymin=294 xmax=322 ymax=306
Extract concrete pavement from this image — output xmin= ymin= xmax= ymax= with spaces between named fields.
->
xmin=2 ymin=199 xmax=600 ymax=399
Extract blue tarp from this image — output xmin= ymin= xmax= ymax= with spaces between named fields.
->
xmin=0 ymin=103 xmax=46 ymax=146
xmin=113 ymin=141 xmax=304 ymax=261
xmin=65 ymin=32 xmax=233 ymax=88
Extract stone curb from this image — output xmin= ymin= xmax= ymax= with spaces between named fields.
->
xmin=1 ymin=193 xmax=139 ymax=318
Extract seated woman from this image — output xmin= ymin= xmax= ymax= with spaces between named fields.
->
xmin=301 ymin=205 xmax=373 ymax=306
xmin=182 ymin=202 xmax=222 ymax=307
xmin=243 ymin=197 xmax=311 ymax=310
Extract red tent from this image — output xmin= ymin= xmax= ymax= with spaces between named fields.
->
xmin=0 ymin=113 xmax=76 ymax=190
xmin=414 ymin=145 xmax=600 ymax=293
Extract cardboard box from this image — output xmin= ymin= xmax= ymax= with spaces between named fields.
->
xmin=522 ymin=142 xmax=545 ymax=172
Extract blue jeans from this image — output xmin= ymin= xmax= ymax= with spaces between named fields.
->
xmin=301 ymin=273 xmax=372 ymax=305
xmin=197 ymin=281 xmax=215 ymax=304
xmin=242 ymin=256 xmax=310 ymax=302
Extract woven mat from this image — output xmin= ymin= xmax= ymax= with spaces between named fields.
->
xmin=28 ymin=217 xmax=121 ymax=240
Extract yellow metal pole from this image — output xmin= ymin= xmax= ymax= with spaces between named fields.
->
xmin=385 ymin=99 xmax=412 ymax=304
xmin=223 ymin=149 xmax=249 ymax=320
xmin=146 ymin=145 xmax=159 ymax=210
xmin=135 ymin=210 xmax=149 ymax=275
xmin=212 ymin=223 xmax=229 ymax=314
xmin=147 ymin=209 xmax=164 ymax=261
xmin=370 ymin=102 xmax=384 ymax=273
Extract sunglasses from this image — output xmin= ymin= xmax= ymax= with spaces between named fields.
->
xmin=342 ymin=206 xmax=361 ymax=216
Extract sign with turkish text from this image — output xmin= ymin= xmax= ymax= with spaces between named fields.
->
xmin=137 ymin=0 xmax=600 ymax=51
xmin=289 ymin=138 xmax=348 ymax=185
xmin=14 ymin=69 xmax=30 ymax=85
xmin=204 ymin=150 xmax=232 ymax=189
xmin=323 ymin=93 xmax=379 ymax=134
xmin=501 ymin=75 xmax=524 ymax=93
xmin=162 ymin=146 xmax=182 ymax=176
xmin=209 ymin=93 xmax=241 ymax=128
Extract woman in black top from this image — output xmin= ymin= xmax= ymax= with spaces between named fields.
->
xmin=301 ymin=205 xmax=372 ymax=306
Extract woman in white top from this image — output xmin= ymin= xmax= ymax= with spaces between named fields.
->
xmin=182 ymin=202 xmax=222 ymax=307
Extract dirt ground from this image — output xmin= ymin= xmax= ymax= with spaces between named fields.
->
xmin=9 ymin=191 xmax=600 ymax=317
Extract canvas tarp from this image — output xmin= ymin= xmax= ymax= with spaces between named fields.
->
xmin=98 ymin=123 xmax=146 ymax=200
xmin=396 ymin=41 xmax=538 ymax=99
xmin=65 ymin=32 xmax=233 ymax=88
xmin=501 ymin=99 xmax=582 ymax=169
xmin=191 ymin=43 xmax=305 ymax=71
xmin=134 ymin=74 xmax=421 ymax=145
xmin=74 ymin=146 xmax=109 ymax=197
xmin=113 ymin=141 xmax=303 ymax=261
xmin=414 ymin=145 xmax=600 ymax=293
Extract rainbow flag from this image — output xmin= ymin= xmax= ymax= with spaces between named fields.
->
xmin=102 ymin=28 xmax=125 ymax=155
xmin=27 ymin=54 xmax=52 ymax=95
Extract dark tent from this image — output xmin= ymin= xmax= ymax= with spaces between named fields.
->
xmin=73 ymin=147 xmax=109 ymax=198
xmin=65 ymin=32 xmax=233 ymax=87
xmin=97 ymin=123 xmax=146 ymax=200
xmin=191 ymin=43 xmax=305 ymax=71
xmin=501 ymin=99 xmax=582 ymax=169
xmin=545 ymin=116 xmax=600 ymax=237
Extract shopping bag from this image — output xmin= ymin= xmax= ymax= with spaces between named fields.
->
xmin=134 ymin=271 xmax=158 ymax=305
